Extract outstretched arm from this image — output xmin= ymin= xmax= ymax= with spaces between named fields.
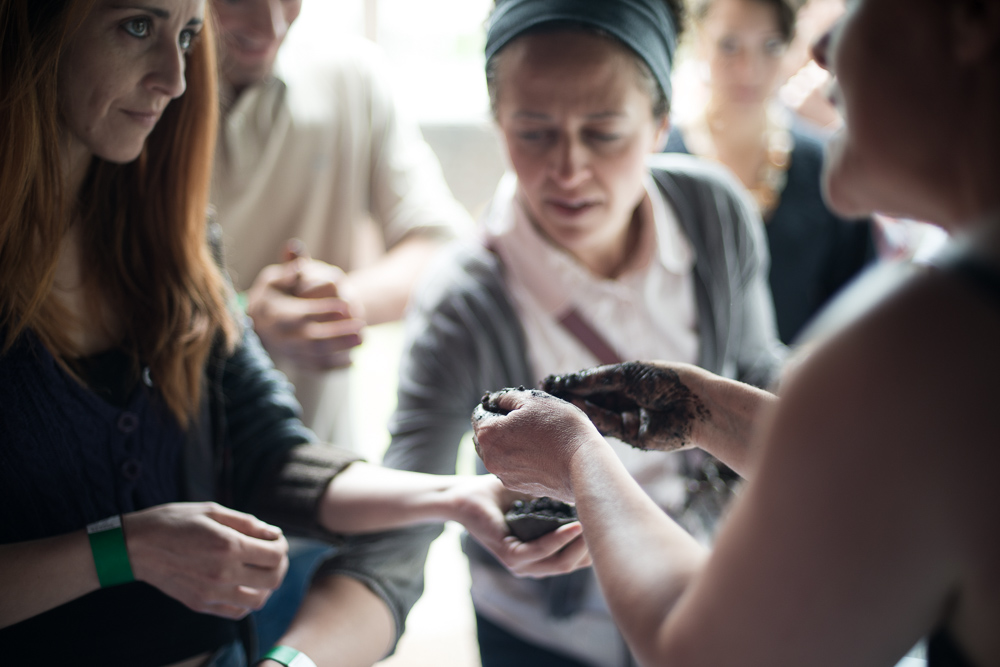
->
xmin=473 ymin=288 xmax=969 ymax=666
xmin=542 ymin=361 xmax=777 ymax=478
xmin=318 ymin=463 xmax=590 ymax=578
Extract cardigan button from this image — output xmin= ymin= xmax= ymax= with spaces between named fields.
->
xmin=117 ymin=412 xmax=139 ymax=434
xmin=121 ymin=458 xmax=142 ymax=481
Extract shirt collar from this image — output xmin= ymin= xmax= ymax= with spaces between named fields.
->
xmin=483 ymin=171 xmax=694 ymax=315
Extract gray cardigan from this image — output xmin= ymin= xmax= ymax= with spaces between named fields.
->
xmin=369 ymin=154 xmax=786 ymax=642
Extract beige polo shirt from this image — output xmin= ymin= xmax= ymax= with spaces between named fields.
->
xmin=211 ymin=38 xmax=471 ymax=444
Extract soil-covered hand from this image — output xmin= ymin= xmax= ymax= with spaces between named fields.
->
xmin=541 ymin=361 xmax=711 ymax=453
xmin=472 ymin=387 xmax=603 ymax=503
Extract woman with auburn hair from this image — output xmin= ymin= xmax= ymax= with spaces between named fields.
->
xmin=473 ymin=0 xmax=1000 ymax=665
xmin=0 ymin=2 xmax=583 ymax=666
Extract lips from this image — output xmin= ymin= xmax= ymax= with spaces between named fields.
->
xmin=546 ymin=197 xmax=599 ymax=217
xmin=121 ymin=109 xmax=162 ymax=127
xmin=227 ymin=36 xmax=278 ymax=64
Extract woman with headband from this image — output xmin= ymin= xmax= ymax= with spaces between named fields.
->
xmin=473 ymin=0 xmax=1000 ymax=665
xmin=379 ymin=1 xmax=785 ymax=665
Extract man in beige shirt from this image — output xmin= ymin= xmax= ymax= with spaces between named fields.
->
xmin=211 ymin=0 xmax=471 ymax=447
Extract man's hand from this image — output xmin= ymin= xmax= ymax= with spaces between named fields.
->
xmin=443 ymin=474 xmax=591 ymax=578
xmin=246 ymin=240 xmax=366 ymax=370
xmin=124 ymin=502 xmax=289 ymax=619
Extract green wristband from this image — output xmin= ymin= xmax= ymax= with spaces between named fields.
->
xmin=86 ymin=515 xmax=135 ymax=587
xmin=262 ymin=645 xmax=317 ymax=667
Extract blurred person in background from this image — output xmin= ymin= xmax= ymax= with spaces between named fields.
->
xmin=667 ymin=0 xmax=875 ymax=344
xmin=210 ymin=0 xmax=472 ymax=449
xmin=778 ymin=0 xmax=845 ymax=130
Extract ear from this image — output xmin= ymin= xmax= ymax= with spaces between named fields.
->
xmin=952 ymin=0 xmax=1000 ymax=63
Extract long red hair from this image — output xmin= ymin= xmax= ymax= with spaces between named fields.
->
xmin=0 ymin=0 xmax=237 ymax=425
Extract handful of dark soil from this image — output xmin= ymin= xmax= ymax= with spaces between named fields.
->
xmin=504 ymin=497 xmax=578 ymax=542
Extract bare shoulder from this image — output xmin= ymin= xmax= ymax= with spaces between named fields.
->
xmin=754 ymin=263 xmax=1000 ymax=658
xmin=786 ymin=262 xmax=1000 ymax=454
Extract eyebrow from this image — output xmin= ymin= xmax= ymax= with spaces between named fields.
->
xmin=512 ymin=111 xmax=626 ymax=120
xmin=108 ymin=4 xmax=204 ymax=25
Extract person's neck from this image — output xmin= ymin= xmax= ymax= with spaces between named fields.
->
xmin=61 ymin=134 xmax=92 ymax=205
xmin=572 ymin=207 xmax=645 ymax=280
xmin=705 ymin=100 xmax=768 ymax=153
xmin=56 ymin=139 xmax=120 ymax=356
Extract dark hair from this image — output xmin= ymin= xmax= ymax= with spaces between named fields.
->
xmin=689 ymin=0 xmax=801 ymax=43
xmin=485 ymin=0 xmax=686 ymax=120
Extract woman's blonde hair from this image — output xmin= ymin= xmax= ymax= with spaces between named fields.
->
xmin=0 ymin=0 xmax=237 ymax=425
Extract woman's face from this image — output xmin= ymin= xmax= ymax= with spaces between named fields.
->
xmin=698 ymin=0 xmax=788 ymax=109
xmin=816 ymin=0 xmax=954 ymax=220
xmin=58 ymin=0 xmax=206 ymax=164
xmin=494 ymin=31 xmax=667 ymax=262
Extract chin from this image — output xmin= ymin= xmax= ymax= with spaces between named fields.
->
xmin=99 ymin=142 xmax=148 ymax=165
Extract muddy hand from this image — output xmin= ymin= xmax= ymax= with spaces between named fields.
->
xmin=471 ymin=387 xmax=599 ymax=503
xmin=541 ymin=361 xmax=710 ymax=452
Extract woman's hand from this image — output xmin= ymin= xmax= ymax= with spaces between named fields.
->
xmin=442 ymin=474 xmax=591 ymax=578
xmin=124 ymin=502 xmax=289 ymax=620
xmin=471 ymin=388 xmax=606 ymax=503
xmin=542 ymin=361 xmax=777 ymax=477
xmin=541 ymin=361 xmax=713 ymax=453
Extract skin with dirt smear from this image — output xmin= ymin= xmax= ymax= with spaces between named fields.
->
xmin=542 ymin=361 xmax=711 ymax=452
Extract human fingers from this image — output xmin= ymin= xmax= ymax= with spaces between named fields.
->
xmin=496 ymin=523 xmax=590 ymax=578
xmin=204 ymin=503 xmax=283 ymax=542
xmin=295 ymin=319 xmax=366 ymax=366
xmin=294 ymin=261 xmax=349 ymax=299
xmin=280 ymin=238 xmax=309 ymax=263
xmin=296 ymin=299 xmax=362 ymax=325
xmin=541 ymin=363 xmax=632 ymax=398
xmin=559 ymin=396 xmax=628 ymax=440
xmin=196 ymin=582 xmax=280 ymax=619
xmin=472 ymin=390 xmax=592 ymax=501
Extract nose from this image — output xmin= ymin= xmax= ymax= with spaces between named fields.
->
xmin=812 ymin=29 xmax=832 ymax=71
xmin=147 ymin=39 xmax=186 ymax=99
xmin=550 ymin=135 xmax=591 ymax=189
xmin=733 ymin=49 xmax=765 ymax=84
xmin=247 ymin=0 xmax=291 ymax=44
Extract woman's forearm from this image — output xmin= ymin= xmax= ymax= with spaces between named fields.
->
xmin=693 ymin=371 xmax=778 ymax=478
xmin=263 ymin=574 xmax=396 ymax=667
xmin=0 ymin=531 xmax=99 ymax=628
xmin=567 ymin=439 xmax=708 ymax=665
xmin=317 ymin=463 xmax=473 ymax=534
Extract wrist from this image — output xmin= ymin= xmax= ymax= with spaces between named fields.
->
xmin=259 ymin=645 xmax=317 ymax=667
xmin=86 ymin=515 xmax=135 ymax=588
xmin=562 ymin=430 xmax=610 ymax=503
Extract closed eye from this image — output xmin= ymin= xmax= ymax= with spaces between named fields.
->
xmin=585 ymin=131 xmax=621 ymax=143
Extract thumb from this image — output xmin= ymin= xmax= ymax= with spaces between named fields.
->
xmin=281 ymin=238 xmax=310 ymax=263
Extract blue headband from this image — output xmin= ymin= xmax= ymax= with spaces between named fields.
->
xmin=485 ymin=0 xmax=678 ymax=104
